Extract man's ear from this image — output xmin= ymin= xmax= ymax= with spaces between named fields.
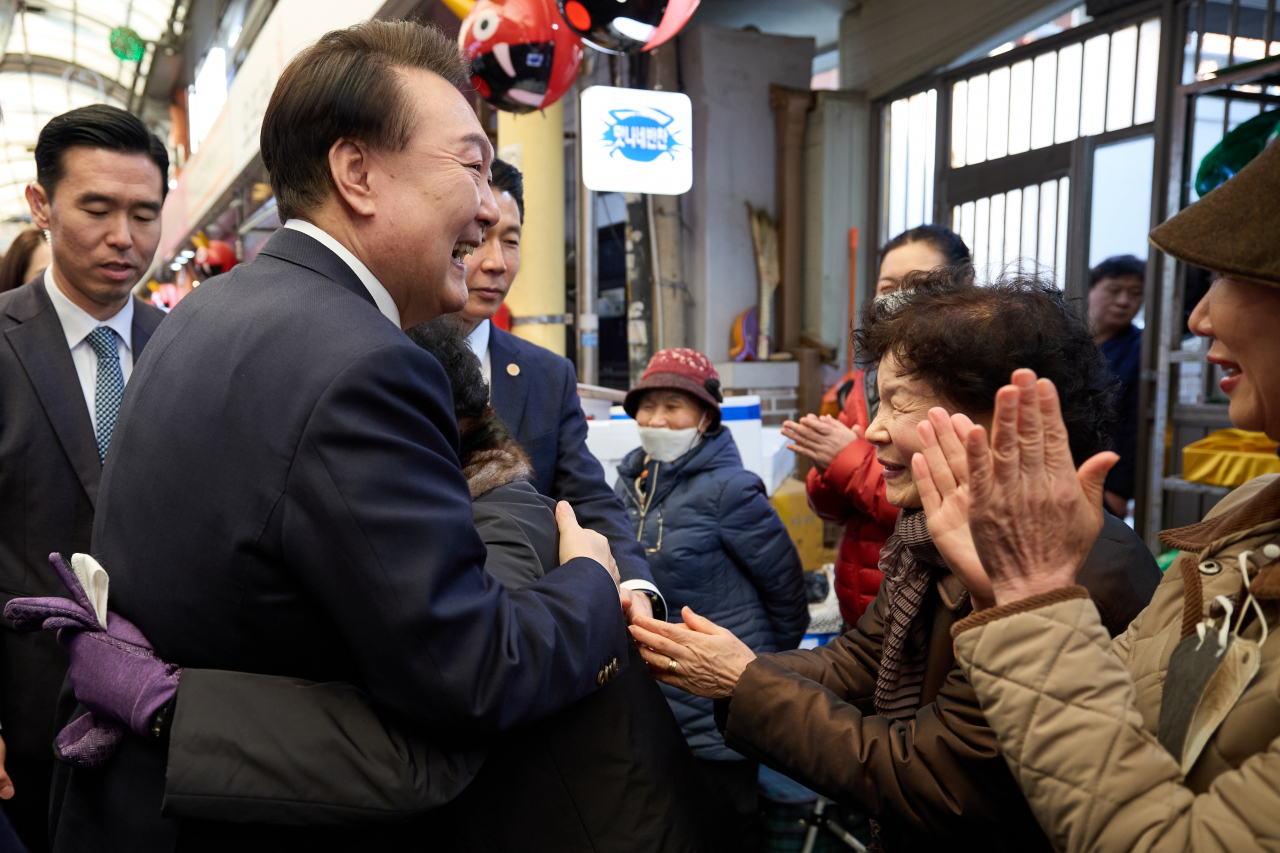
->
xmin=328 ymin=138 xmax=377 ymax=217
xmin=26 ymin=183 xmax=52 ymax=230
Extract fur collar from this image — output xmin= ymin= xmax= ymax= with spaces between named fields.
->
xmin=463 ymin=442 xmax=535 ymax=498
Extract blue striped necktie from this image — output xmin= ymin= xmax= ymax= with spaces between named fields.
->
xmin=85 ymin=327 xmax=124 ymax=463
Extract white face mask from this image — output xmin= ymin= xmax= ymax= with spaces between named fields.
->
xmin=637 ymin=414 xmax=707 ymax=463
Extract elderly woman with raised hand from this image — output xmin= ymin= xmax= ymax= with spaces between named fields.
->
xmin=629 ymin=272 xmax=1160 ymax=853
xmin=914 ymin=136 xmax=1280 ymax=853
xmin=783 ymin=224 xmax=971 ymax=627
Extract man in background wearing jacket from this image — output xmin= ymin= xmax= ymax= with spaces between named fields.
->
xmin=0 ymin=105 xmax=167 ymax=852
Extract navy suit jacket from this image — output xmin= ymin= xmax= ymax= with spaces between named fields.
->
xmin=487 ymin=327 xmax=651 ymax=585
xmin=50 ymin=229 xmax=628 ymax=851
xmin=0 ymin=277 xmax=163 ymax=759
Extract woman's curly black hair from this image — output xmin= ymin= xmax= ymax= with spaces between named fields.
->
xmin=854 ymin=267 xmax=1117 ymax=466
xmin=405 ymin=317 xmax=515 ymax=464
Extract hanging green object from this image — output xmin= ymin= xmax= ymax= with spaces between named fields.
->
xmin=1195 ymin=107 xmax=1280 ymax=197
xmin=110 ymin=26 xmax=146 ymax=62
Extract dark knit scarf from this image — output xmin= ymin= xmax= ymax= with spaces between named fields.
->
xmin=873 ymin=509 xmax=948 ymax=721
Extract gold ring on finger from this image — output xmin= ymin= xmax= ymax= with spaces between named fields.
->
xmin=667 ymin=658 xmax=678 ymax=674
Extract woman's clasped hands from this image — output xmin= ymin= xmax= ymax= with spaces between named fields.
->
xmin=911 ymin=368 xmax=1119 ymax=609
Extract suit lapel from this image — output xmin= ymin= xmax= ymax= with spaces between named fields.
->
xmin=488 ymin=328 xmax=530 ymax=438
xmin=4 ymin=278 xmax=102 ymax=505
xmin=131 ymin=295 xmax=163 ymax=355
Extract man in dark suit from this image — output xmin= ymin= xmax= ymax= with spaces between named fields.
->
xmin=0 ymin=105 xmax=168 ymax=852
xmin=48 ymin=22 xmax=630 ymax=851
xmin=457 ymin=160 xmax=665 ymax=620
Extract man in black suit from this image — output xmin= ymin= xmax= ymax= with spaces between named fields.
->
xmin=48 ymin=21 xmax=630 ymax=851
xmin=457 ymin=160 xmax=665 ymax=621
xmin=0 ymin=105 xmax=168 ymax=852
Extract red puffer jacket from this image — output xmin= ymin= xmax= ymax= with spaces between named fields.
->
xmin=805 ymin=369 xmax=899 ymax=626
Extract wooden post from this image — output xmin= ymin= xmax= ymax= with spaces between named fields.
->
xmin=769 ymin=85 xmax=814 ymax=355
xmin=624 ymin=193 xmax=655 ymax=385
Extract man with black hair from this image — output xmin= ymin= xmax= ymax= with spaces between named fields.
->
xmin=0 ymin=104 xmax=167 ymax=851
xmin=457 ymin=159 xmax=664 ymax=621
xmin=1089 ymin=254 xmax=1146 ymax=517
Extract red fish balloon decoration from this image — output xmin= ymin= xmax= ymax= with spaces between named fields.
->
xmin=459 ymin=0 xmax=584 ymax=113
xmin=195 ymin=240 xmax=238 ymax=277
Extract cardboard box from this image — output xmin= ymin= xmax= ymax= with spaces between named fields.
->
xmin=769 ymin=477 xmax=837 ymax=571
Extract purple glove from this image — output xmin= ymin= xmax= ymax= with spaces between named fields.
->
xmin=4 ymin=553 xmax=181 ymax=765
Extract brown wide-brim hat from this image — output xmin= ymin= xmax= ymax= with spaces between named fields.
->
xmin=1149 ymin=138 xmax=1280 ymax=288
xmin=623 ymin=373 xmax=723 ymax=428
xmin=623 ymin=348 xmax=723 ymax=428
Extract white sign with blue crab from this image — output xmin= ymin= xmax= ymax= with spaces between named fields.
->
xmin=580 ymin=85 xmax=693 ymax=196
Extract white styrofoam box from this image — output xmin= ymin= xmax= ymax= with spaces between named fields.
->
xmin=760 ymin=427 xmax=796 ymax=497
xmin=586 ymin=418 xmax=640 ymax=489
xmin=720 ymin=395 xmax=762 ymax=483
xmin=578 ymin=396 xmax=612 ymax=422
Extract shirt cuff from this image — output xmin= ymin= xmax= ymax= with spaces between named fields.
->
xmin=620 ymin=579 xmax=667 ymax=622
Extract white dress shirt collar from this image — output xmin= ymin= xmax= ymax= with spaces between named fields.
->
xmin=465 ymin=318 xmax=491 ymax=363
xmin=44 ymin=271 xmax=134 ymax=353
xmin=283 ymin=218 xmax=401 ymax=328
xmin=465 ymin=318 xmax=492 ymax=388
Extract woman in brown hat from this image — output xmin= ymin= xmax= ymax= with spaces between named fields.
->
xmin=910 ymin=139 xmax=1280 ymax=852
xmin=616 ymin=348 xmax=810 ymax=850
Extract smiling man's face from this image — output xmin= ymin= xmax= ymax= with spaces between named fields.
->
xmin=27 ymin=145 xmax=163 ymax=319
xmin=357 ymin=69 xmax=498 ymax=327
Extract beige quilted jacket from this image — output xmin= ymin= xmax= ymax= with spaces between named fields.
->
xmin=952 ymin=474 xmax=1280 ymax=853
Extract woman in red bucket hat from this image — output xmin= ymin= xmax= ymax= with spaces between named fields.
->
xmin=617 ymin=348 xmax=809 ymax=849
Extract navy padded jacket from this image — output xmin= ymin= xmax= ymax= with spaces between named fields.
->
xmin=615 ymin=427 xmax=808 ymax=760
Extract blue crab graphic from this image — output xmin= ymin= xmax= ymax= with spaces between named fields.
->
xmin=601 ymin=107 xmax=683 ymax=163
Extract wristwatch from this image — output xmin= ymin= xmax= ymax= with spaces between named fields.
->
xmin=639 ymin=589 xmax=666 ymax=622
xmin=621 ymin=580 xmax=667 ymax=622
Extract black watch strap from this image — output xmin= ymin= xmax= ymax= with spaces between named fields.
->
xmin=644 ymin=590 xmax=667 ymax=622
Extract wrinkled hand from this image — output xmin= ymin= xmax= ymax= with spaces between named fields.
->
xmin=913 ymin=408 xmax=994 ymax=609
xmin=961 ymin=370 xmax=1117 ymax=606
xmin=782 ymin=415 xmax=860 ymax=472
xmin=0 ymin=734 xmax=12 ymax=800
xmin=628 ymin=608 xmax=755 ymax=700
xmin=556 ymin=502 xmax=621 ymax=589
